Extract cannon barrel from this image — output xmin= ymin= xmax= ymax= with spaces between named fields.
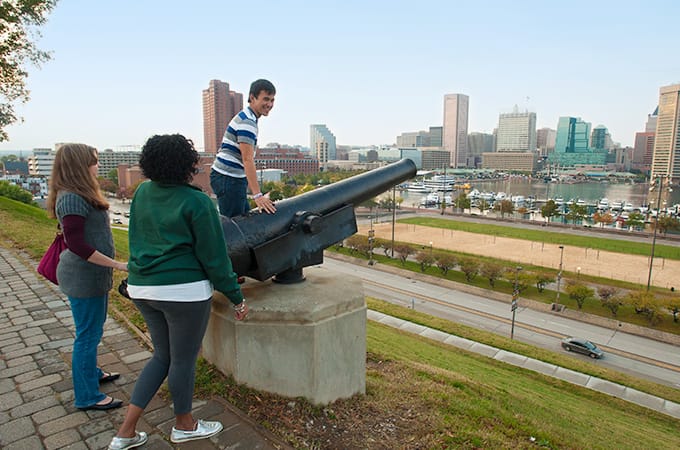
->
xmin=222 ymin=158 xmax=417 ymax=282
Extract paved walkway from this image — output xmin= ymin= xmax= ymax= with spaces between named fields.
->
xmin=0 ymin=247 xmax=290 ymax=450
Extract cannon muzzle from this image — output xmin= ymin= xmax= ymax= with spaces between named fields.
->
xmin=222 ymin=158 xmax=417 ymax=283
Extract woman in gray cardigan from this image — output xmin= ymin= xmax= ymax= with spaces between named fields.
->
xmin=46 ymin=143 xmax=128 ymax=411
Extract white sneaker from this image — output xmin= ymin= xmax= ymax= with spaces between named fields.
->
xmin=108 ymin=431 xmax=148 ymax=450
xmin=170 ymin=419 xmax=223 ymax=443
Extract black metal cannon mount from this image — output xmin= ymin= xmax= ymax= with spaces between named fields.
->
xmin=222 ymin=158 xmax=417 ymax=283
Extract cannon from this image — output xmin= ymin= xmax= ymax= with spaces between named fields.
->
xmin=223 ymin=158 xmax=417 ymax=283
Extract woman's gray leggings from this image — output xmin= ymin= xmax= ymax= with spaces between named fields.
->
xmin=129 ymin=298 xmax=212 ymax=415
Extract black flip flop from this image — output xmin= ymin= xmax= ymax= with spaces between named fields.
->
xmin=99 ymin=371 xmax=120 ymax=384
xmin=79 ymin=397 xmax=123 ymax=411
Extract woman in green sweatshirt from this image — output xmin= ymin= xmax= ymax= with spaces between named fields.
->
xmin=109 ymin=134 xmax=248 ymax=450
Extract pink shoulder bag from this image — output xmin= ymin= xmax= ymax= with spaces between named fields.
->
xmin=37 ymin=227 xmax=68 ymax=285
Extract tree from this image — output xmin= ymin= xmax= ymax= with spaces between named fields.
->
xmin=535 ymin=272 xmax=555 ymax=293
xmin=564 ymin=202 xmax=587 ymax=224
xmin=565 ymin=282 xmax=594 ymax=309
xmin=1 ymin=1 xmax=58 ymax=141
xmin=540 ymin=200 xmax=559 ymax=224
xmin=627 ymin=290 xmax=662 ymax=325
xmin=626 ymin=212 xmax=645 ymax=231
xmin=592 ymin=211 xmax=614 ymax=228
xmin=478 ymin=198 xmax=490 ymax=215
xmin=480 ymin=262 xmax=503 ymax=287
xmin=657 ymin=216 xmax=680 ymax=236
xmin=393 ymin=244 xmax=414 ymax=266
xmin=597 ymin=287 xmax=621 ymax=317
xmin=107 ymin=168 xmax=119 ymax=184
xmin=453 ymin=192 xmax=470 ymax=213
xmin=493 ymin=199 xmax=514 ymax=218
xmin=345 ymin=235 xmax=369 ymax=255
xmin=458 ymin=257 xmax=480 ymax=282
xmin=0 ymin=180 xmax=34 ymax=204
xmin=415 ymin=251 xmax=434 ymax=272
xmin=97 ymin=177 xmax=117 ymax=194
xmin=434 ymin=252 xmax=456 ymax=275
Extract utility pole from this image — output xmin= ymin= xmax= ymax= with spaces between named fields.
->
xmin=555 ymin=245 xmax=564 ymax=307
xmin=510 ymin=266 xmax=522 ymax=339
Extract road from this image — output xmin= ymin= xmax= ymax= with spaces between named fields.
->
xmin=322 ymin=256 xmax=680 ymax=389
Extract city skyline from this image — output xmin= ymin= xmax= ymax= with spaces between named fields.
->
xmin=1 ymin=1 xmax=679 ymax=152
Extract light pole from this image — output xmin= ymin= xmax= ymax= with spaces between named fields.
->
xmin=510 ymin=266 xmax=522 ymax=339
xmin=368 ymin=208 xmax=375 ymax=266
xmin=429 ymin=241 xmax=433 ymax=257
xmin=647 ymin=176 xmax=672 ymax=291
xmin=555 ymin=245 xmax=565 ymax=306
xmin=577 ymin=267 xmax=581 ymax=279
xmin=391 ymin=185 xmax=396 ymax=258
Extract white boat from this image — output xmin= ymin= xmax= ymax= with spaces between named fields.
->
xmin=597 ymin=198 xmax=610 ymax=210
xmin=406 ymin=182 xmax=431 ymax=193
xmin=511 ymin=195 xmax=525 ymax=207
xmin=622 ymin=202 xmax=635 ymax=212
xmin=610 ymin=200 xmax=623 ymax=211
xmin=420 ymin=192 xmax=452 ymax=206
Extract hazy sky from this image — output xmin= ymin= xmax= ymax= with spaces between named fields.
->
xmin=1 ymin=0 xmax=679 ymax=152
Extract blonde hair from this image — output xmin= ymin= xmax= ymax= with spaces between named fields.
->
xmin=46 ymin=143 xmax=109 ymax=218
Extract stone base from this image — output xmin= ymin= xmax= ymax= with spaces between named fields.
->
xmin=202 ymin=265 xmax=366 ymax=405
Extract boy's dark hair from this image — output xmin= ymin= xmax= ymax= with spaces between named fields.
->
xmin=139 ymin=134 xmax=199 ymax=184
xmin=248 ymin=79 xmax=276 ymax=102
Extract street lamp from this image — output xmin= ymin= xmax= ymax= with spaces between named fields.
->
xmin=391 ymin=185 xmax=396 ymax=258
xmin=368 ymin=208 xmax=375 ymax=266
xmin=555 ymin=245 xmax=565 ymax=307
xmin=429 ymin=241 xmax=433 ymax=257
xmin=510 ymin=266 xmax=522 ymax=339
xmin=647 ymin=176 xmax=673 ymax=291
xmin=577 ymin=267 xmax=581 ymax=279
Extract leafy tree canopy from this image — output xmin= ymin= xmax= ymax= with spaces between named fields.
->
xmin=1 ymin=0 xmax=58 ymax=141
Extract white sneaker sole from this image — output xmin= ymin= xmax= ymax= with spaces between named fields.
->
xmin=170 ymin=424 xmax=223 ymax=443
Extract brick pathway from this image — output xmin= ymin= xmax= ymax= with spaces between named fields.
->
xmin=0 ymin=247 xmax=290 ymax=450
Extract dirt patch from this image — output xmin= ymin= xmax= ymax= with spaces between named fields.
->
xmin=359 ymin=222 xmax=680 ymax=290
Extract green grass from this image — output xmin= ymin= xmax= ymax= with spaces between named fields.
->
xmin=3 ymin=195 xmax=680 ymax=448
xmin=367 ymin=297 xmax=680 ymax=406
xmin=335 ymin=244 xmax=680 ymax=335
xmin=400 ymin=216 xmax=680 ymax=260
xmin=366 ymin=322 xmax=680 ymax=449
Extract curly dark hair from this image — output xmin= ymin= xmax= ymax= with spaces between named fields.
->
xmin=139 ymin=134 xmax=199 ymax=184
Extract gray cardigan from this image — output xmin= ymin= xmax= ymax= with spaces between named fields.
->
xmin=55 ymin=192 xmax=114 ymax=298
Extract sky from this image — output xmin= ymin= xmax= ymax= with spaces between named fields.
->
xmin=1 ymin=0 xmax=679 ymax=152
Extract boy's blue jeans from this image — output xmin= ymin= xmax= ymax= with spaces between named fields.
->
xmin=69 ymin=294 xmax=107 ymax=408
xmin=210 ymin=170 xmax=250 ymax=218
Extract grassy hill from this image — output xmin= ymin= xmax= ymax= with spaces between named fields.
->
xmin=2 ymin=196 xmax=679 ymax=449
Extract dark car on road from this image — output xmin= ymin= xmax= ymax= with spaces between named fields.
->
xmin=561 ymin=337 xmax=604 ymax=359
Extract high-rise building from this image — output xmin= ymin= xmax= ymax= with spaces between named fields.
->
xmin=467 ymin=132 xmax=494 ymax=168
xmin=651 ymin=83 xmax=680 ymax=183
xmin=428 ymin=126 xmax=443 ymax=147
xmin=310 ymin=124 xmax=337 ymax=165
xmin=632 ymin=107 xmax=658 ymax=174
xmin=396 ymin=130 xmax=429 ymax=147
xmin=495 ymin=108 xmax=537 ymax=153
xmin=549 ymin=117 xmax=605 ymax=167
xmin=536 ymin=128 xmax=556 ymax=156
xmin=202 ymin=80 xmax=243 ymax=154
xmin=443 ymin=94 xmax=469 ymax=168
xmin=590 ymin=125 xmax=612 ymax=151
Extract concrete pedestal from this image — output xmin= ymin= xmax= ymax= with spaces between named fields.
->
xmin=202 ymin=265 xmax=366 ymax=405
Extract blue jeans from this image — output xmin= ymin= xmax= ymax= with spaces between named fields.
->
xmin=210 ymin=170 xmax=250 ymax=218
xmin=69 ymin=294 xmax=108 ymax=408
